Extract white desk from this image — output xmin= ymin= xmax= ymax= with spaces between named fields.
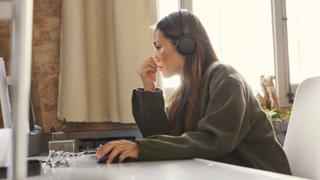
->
xmin=27 ymin=155 xmax=309 ymax=180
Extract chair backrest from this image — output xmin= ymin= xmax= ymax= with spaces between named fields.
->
xmin=283 ymin=76 xmax=320 ymax=180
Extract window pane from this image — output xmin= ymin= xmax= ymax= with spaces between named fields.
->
xmin=159 ymin=0 xmax=179 ymax=19
xmin=158 ymin=0 xmax=180 ymax=88
xmin=193 ymin=0 xmax=275 ymax=93
xmin=286 ymin=0 xmax=320 ymax=84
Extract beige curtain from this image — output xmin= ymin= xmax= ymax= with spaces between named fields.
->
xmin=58 ymin=0 xmax=160 ymax=123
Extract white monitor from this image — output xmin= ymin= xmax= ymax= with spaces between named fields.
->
xmin=0 ymin=57 xmax=12 ymax=128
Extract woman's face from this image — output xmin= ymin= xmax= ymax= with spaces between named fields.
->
xmin=153 ymin=28 xmax=186 ymax=79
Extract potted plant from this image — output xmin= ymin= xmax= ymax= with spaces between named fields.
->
xmin=262 ymin=107 xmax=291 ymax=146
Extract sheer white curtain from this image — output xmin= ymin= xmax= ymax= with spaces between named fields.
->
xmin=58 ymin=0 xmax=158 ymax=123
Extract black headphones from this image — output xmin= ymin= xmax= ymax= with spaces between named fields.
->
xmin=176 ymin=9 xmax=196 ymax=55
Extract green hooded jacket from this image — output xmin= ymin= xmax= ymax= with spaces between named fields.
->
xmin=131 ymin=63 xmax=292 ymax=175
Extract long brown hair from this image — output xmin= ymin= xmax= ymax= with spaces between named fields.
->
xmin=156 ymin=11 xmax=219 ymax=136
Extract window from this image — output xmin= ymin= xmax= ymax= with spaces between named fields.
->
xmin=159 ymin=0 xmax=275 ymax=99
xmin=158 ymin=0 xmax=318 ymax=108
xmin=193 ymin=0 xmax=275 ymax=93
xmin=286 ymin=0 xmax=320 ymax=85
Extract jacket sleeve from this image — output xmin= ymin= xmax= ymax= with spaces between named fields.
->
xmin=135 ymin=78 xmax=247 ymax=161
xmin=131 ymin=88 xmax=171 ymax=138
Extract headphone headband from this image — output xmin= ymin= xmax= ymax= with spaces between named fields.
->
xmin=176 ymin=9 xmax=196 ymax=55
xmin=180 ymin=9 xmax=190 ymax=34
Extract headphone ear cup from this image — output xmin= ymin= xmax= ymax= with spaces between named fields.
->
xmin=176 ymin=34 xmax=196 ymax=55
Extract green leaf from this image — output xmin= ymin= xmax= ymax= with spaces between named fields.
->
xmin=286 ymin=111 xmax=292 ymax=116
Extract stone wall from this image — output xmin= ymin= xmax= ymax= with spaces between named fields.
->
xmin=0 ymin=0 xmax=137 ymax=133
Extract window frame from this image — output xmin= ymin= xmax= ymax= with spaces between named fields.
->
xmin=271 ymin=0 xmax=293 ymax=108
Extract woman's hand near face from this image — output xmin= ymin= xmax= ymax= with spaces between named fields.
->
xmin=137 ymin=57 xmax=157 ymax=91
xmin=96 ymin=140 xmax=139 ymax=164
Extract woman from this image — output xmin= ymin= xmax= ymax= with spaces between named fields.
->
xmin=96 ymin=10 xmax=292 ymax=175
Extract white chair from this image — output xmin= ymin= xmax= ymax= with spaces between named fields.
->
xmin=283 ymin=76 xmax=320 ymax=180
